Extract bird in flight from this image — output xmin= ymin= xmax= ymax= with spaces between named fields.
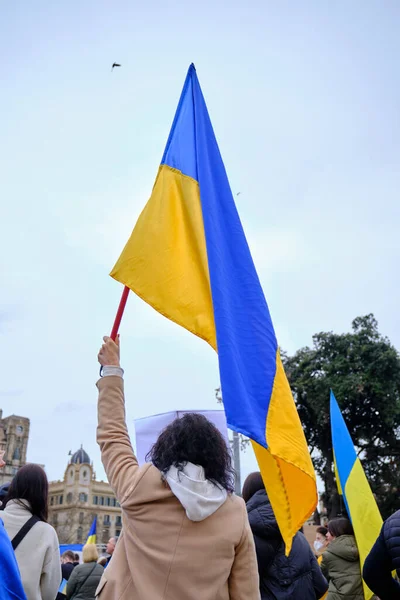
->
xmin=111 ymin=63 xmax=121 ymax=71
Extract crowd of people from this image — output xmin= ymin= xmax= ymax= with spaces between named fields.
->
xmin=0 ymin=334 xmax=399 ymax=599
xmin=0 ymin=464 xmax=115 ymax=599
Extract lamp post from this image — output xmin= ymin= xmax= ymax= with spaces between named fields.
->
xmin=232 ymin=430 xmax=241 ymax=496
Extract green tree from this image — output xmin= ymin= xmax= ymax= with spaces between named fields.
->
xmin=283 ymin=314 xmax=400 ymax=519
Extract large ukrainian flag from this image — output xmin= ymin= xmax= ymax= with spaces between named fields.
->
xmin=111 ymin=64 xmax=317 ymax=551
xmin=86 ymin=517 xmax=97 ymax=544
xmin=330 ymin=391 xmax=382 ymax=599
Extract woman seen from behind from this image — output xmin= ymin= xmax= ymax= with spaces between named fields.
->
xmin=243 ymin=471 xmax=328 ymax=600
xmin=66 ymin=544 xmax=104 ymax=600
xmin=0 ymin=464 xmax=61 ymax=600
xmin=321 ymin=518 xmax=363 ymax=600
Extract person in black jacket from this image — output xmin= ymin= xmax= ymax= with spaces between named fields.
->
xmin=61 ymin=551 xmax=76 ymax=580
xmin=56 ymin=551 xmax=77 ymax=600
xmin=243 ymin=472 xmax=328 ymax=600
xmin=363 ymin=509 xmax=400 ymax=599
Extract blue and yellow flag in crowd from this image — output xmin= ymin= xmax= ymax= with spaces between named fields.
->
xmin=0 ymin=519 xmax=26 ymax=599
xmin=333 ymin=449 xmax=343 ymax=496
xmin=87 ymin=517 xmax=97 ymax=544
xmin=330 ymin=391 xmax=382 ymax=599
xmin=111 ymin=64 xmax=317 ymax=552
xmin=58 ymin=579 xmax=68 ymax=596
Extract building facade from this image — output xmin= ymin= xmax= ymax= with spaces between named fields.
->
xmin=48 ymin=447 xmax=122 ymax=545
xmin=0 ymin=410 xmax=30 ymax=485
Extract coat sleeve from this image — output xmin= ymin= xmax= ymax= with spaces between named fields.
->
xmin=65 ymin=568 xmax=79 ymax=600
xmin=96 ymin=376 xmax=141 ymax=503
xmin=309 ymin=549 xmax=328 ymax=599
xmin=320 ymin=553 xmax=330 ymax=580
xmin=363 ymin=527 xmax=400 ymax=599
xmin=228 ymin=504 xmax=261 ymax=600
xmin=40 ymin=528 xmax=62 ymax=600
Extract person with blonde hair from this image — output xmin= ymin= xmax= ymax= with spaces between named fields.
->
xmin=66 ymin=544 xmax=103 ymax=600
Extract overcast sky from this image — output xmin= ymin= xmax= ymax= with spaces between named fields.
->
xmin=1 ymin=1 xmax=399 ymax=485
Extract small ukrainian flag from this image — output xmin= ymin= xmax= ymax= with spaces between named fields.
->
xmin=87 ymin=516 xmax=97 ymax=544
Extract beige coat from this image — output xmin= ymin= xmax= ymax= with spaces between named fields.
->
xmin=96 ymin=375 xmax=260 ymax=600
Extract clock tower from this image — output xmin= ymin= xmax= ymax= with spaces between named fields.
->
xmin=0 ymin=411 xmax=30 ymax=485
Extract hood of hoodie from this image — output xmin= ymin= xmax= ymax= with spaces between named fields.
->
xmin=246 ymin=489 xmax=281 ymax=541
xmin=165 ymin=462 xmax=227 ymax=522
xmin=328 ymin=535 xmax=360 ymax=562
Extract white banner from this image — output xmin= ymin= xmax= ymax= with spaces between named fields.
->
xmin=134 ymin=410 xmax=229 ymax=465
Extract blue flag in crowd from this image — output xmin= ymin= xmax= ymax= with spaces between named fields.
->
xmin=58 ymin=579 xmax=68 ymax=595
xmin=0 ymin=519 xmax=26 ymax=599
xmin=86 ymin=516 xmax=97 ymax=544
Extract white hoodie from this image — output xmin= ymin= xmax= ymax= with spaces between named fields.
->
xmin=165 ymin=462 xmax=228 ymax=521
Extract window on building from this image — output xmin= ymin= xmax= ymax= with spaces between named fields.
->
xmin=99 ymin=497 xmax=104 ymax=506
xmin=12 ymin=446 xmax=21 ymax=460
xmin=59 ymin=495 xmax=63 ymax=505
xmin=103 ymin=515 xmax=111 ymax=526
xmin=93 ymin=496 xmax=98 ymax=505
xmin=70 ymin=469 xmax=73 ymax=477
xmin=83 ymin=470 xmax=87 ymax=478
xmin=79 ymin=493 xmax=88 ymax=503
xmin=116 ymin=500 xmax=120 ymax=508
xmin=50 ymin=496 xmax=54 ymax=506
xmin=115 ymin=529 xmax=121 ymax=538
xmin=116 ymin=516 xmax=122 ymax=526
xmin=67 ymin=493 xmax=73 ymax=504
xmin=77 ymin=527 xmax=83 ymax=543
xmin=106 ymin=497 xmax=111 ymax=507
xmin=111 ymin=498 xmax=117 ymax=507
xmin=79 ymin=512 xmax=84 ymax=524
xmin=53 ymin=514 xmax=58 ymax=526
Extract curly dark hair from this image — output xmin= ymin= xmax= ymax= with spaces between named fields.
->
xmin=146 ymin=413 xmax=236 ymax=493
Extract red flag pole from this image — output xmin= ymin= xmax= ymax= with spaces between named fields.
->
xmin=110 ymin=286 xmax=130 ymax=340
